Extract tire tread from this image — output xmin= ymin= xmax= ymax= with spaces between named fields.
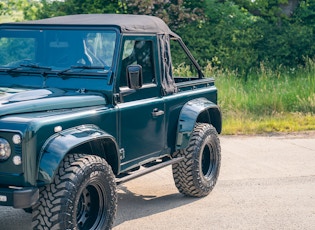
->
xmin=32 ymin=154 xmax=117 ymax=230
xmin=172 ymin=123 xmax=221 ymax=197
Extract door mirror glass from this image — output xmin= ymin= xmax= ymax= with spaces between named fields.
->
xmin=127 ymin=64 xmax=143 ymax=89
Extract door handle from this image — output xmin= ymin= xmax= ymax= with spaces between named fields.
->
xmin=152 ymin=108 xmax=164 ymax=118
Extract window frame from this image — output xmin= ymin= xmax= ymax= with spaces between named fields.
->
xmin=118 ymin=35 xmax=158 ymax=88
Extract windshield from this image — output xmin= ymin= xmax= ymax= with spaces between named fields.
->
xmin=0 ymin=28 xmax=117 ymax=71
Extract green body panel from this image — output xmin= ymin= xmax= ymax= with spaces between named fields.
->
xmin=0 ymin=101 xmax=119 ymax=186
xmin=38 ymin=125 xmax=119 ymax=184
xmin=117 ymin=96 xmax=166 ymax=170
xmin=0 ymin=88 xmax=106 ymax=117
xmin=176 ymin=98 xmax=221 ymax=150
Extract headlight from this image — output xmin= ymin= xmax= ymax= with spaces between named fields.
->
xmin=0 ymin=138 xmax=11 ymax=161
xmin=12 ymin=134 xmax=21 ymax=145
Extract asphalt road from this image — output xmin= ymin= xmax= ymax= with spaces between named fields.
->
xmin=1 ymin=133 xmax=315 ymax=230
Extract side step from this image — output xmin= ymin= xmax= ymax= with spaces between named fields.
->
xmin=116 ymin=157 xmax=184 ymax=185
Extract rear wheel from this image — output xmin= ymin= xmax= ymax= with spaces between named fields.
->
xmin=172 ymin=123 xmax=221 ymax=197
xmin=32 ymin=154 xmax=117 ymax=230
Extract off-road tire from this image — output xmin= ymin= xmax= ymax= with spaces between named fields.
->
xmin=32 ymin=154 xmax=117 ymax=230
xmin=172 ymin=123 xmax=221 ymax=197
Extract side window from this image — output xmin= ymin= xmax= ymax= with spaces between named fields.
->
xmin=170 ymin=39 xmax=198 ymax=78
xmin=120 ymin=39 xmax=155 ymax=87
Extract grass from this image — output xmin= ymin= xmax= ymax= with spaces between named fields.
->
xmin=201 ymin=61 xmax=315 ymax=135
xmin=222 ymin=112 xmax=315 ymax=135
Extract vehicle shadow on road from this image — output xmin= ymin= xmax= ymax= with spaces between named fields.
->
xmin=114 ymin=185 xmax=200 ymax=227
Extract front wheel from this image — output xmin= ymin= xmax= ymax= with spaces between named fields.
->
xmin=172 ymin=123 xmax=221 ymax=197
xmin=32 ymin=154 xmax=117 ymax=230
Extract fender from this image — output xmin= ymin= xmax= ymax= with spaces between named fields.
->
xmin=176 ymin=98 xmax=222 ymax=150
xmin=38 ymin=125 xmax=120 ymax=184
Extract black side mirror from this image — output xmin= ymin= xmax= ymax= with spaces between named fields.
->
xmin=126 ymin=64 xmax=143 ymax=89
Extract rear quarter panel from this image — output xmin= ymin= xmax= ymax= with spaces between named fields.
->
xmin=164 ymin=78 xmax=219 ymax=153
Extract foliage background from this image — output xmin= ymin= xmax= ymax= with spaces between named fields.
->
xmin=1 ymin=0 xmax=315 ymax=75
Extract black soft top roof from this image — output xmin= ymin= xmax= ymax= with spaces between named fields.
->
xmin=3 ymin=14 xmax=179 ymax=37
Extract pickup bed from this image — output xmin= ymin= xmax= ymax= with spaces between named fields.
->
xmin=0 ymin=14 xmax=221 ymax=229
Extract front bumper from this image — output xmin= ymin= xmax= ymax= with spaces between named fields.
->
xmin=0 ymin=187 xmax=38 ymax=209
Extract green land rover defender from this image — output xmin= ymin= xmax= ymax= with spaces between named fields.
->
xmin=0 ymin=14 xmax=221 ymax=229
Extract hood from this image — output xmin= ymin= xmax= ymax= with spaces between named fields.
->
xmin=0 ymin=88 xmax=106 ymax=117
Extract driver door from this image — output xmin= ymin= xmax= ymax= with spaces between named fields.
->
xmin=117 ymin=36 xmax=166 ymax=171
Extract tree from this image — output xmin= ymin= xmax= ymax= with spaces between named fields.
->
xmin=293 ymin=0 xmax=315 ymax=24
xmin=0 ymin=0 xmax=18 ymax=16
xmin=280 ymin=0 xmax=299 ymax=16
xmin=232 ymin=0 xmax=299 ymax=18
xmin=0 ymin=0 xmax=40 ymax=21
xmin=124 ymin=0 xmax=205 ymax=29
xmin=30 ymin=0 xmax=205 ymax=30
xmin=26 ymin=0 xmax=123 ymax=20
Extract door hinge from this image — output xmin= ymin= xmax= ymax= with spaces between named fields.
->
xmin=113 ymin=93 xmax=120 ymax=104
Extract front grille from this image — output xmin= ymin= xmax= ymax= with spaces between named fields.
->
xmin=14 ymin=144 xmax=22 ymax=155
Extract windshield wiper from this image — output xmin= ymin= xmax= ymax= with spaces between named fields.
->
xmin=0 ymin=64 xmax=54 ymax=78
xmin=4 ymin=64 xmax=52 ymax=75
xmin=58 ymin=65 xmax=109 ymax=76
xmin=19 ymin=64 xmax=52 ymax=71
xmin=0 ymin=67 xmax=17 ymax=72
xmin=71 ymin=65 xmax=105 ymax=70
